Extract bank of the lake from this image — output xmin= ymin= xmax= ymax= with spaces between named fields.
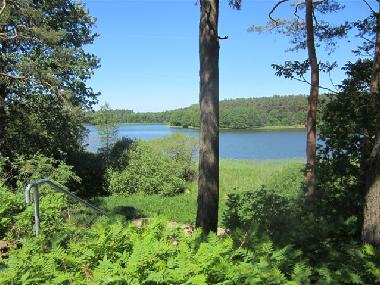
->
xmin=85 ymin=124 xmax=307 ymax=160
xmin=169 ymin=124 xmax=305 ymax=131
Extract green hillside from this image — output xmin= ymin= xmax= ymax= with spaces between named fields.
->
xmin=86 ymin=95 xmax=318 ymax=129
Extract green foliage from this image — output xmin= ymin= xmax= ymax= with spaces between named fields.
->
xmin=223 ymin=187 xmax=298 ymax=244
xmin=0 ymin=154 xmax=80 ymax=239
xmin=99 ymin=160 xmax=304 ymax=224
xmin=0 ymin=185 xmax=25 ymax=239
xmin=68 ymin=151 xmax=107 ymax=198
xmin=147 ymin=134 xmax=198 ymax=180
xmin=66 ymin=139 xmax=135 ymax=198
xmin=6 ymin=95 xmax=87 ymax=160
xmin=222 ymin=188 xmax=380 ymax=284
xmin=8 ymin=189 xmax=69 ymax=240
xmin=11 ymin=154 xmax=81 ymax=190
xmin=107 ymin=140 xmax=188 ymax=196
xmin=85 ymin=95 xmax=314 ymax=129
xmin=316 ymin=59 xmax=376 ymax=238
xmin=0 ymin=218 xmax=318 ymax=285
xmin=95 ymin=103 xmax=118 ymax=155
xmin=106 ymin=137 xmax=135 ymax=171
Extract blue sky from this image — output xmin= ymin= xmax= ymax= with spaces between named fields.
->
xmin=83 ymin=0 xmax=374 ymax=112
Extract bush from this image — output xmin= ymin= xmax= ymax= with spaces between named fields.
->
xmin=11 ymin=154 xmax=81 ymax=189
xmin=106 ymin=137 xmax=134 ymax=170
xmin=0 ymin=185 xmax=24 ymax=239
xmin=68 ymin=151 xmax=107 ymax=197
xmin=1 ymin=154 xmax=81 ymax=240
xmin=107 ymin=141 xmax=186 ymax=196
xmin=223 ymin=186 xmax=298 ymax=245
xmin=147 ymin=134 xmax=198 ymax=180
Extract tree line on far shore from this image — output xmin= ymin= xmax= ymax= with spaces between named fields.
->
xmin=86 ymin=94 xmax=317 ymax=129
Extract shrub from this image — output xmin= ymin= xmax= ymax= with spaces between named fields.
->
xmin=106 ymin=137 xmax=134 ymax=170
xmin=2 ymin=154 xmax=80 ymax=240
xmin=11 ymin=154 xmax=81 ymax=189
xmin=0 ymin=186 xmax=24 ymax=239
xmin=68 ymin=151 xmax=107 ymax=197
xmin=107 ymin=140 xmax=189 ymax=196
xmin=223 ymin=186 xmax=298 ymax=245
xmin=147 ymin=134 xmax=198 ymax=180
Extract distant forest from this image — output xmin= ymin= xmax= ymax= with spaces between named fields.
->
xmin=86 ymin=95 xmax=324 ymax=129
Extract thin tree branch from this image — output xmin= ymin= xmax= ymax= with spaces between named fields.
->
xmin=362 ymin=0 xmax=377 ymax=15
xmin=312 ymin=8 xmax=319 ymax=28
xmin=269 ymin=0 xmax=290 ymax=25
xmin=0 ymin=0 xmax=6 ymax=17
xmin=294 ymin=3 xmax=302 ymax=21
xmin=327 ymin=69 xmax=339 ymax=92
xmin=360 ymin=34 xmax=375 ymax=44
xmin=294 ymin=74 xmax=338 ymax=94
xmin=0 ymin=72 xmax=25 ymax=80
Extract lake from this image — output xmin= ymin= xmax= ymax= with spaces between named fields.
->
xmin=85 ymin=124 xmax=306 ymax=160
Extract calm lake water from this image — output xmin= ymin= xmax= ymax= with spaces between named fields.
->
xmin=84 ymin=124 xmax=306 ymax=160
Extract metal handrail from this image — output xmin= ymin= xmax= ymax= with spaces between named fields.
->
xmin=24 ymin=178 xmax=106 ymax=236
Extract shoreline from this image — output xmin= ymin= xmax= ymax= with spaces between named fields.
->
xmin=87 ymin=123 xmax=305 ymax=131
xmin=168 ymin=125 xmax=305 ymax=131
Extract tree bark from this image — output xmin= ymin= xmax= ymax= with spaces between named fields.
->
xmin=304 ymin=0 xmax=319 ymax=207
xmin=0 ymin=36 xmax=6 ymax=155
xmin=0 ymin=90 xmax=6 ymax=155
xmin=196 ymin=0 xmax=220 ymax=235
xmin=0 ymin=86 xmax=5 ymax=154
xmin=362 ymin=8 xmax=380 ymax=247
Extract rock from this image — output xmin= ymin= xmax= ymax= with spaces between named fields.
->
xmin=0 ymin=240 xmax=8 ymax=250
xmin=131 ymin=218 xmax=151 ymax=228
xmin=129 ymin=219 xmax=227 ymax=238
xmin=0 ymin=240 xmax=11 ymax=258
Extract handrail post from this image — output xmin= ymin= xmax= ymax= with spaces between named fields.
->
xmin=24 ymin=178 xmax=106 ymax=236
xmin=25 ymin=184 xmax=31 ymax=204
xmin=34 ymin=186 xmax=40 ymax=236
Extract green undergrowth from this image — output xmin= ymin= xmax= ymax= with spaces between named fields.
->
xmin=97 ymin=159 xmax=304 ymax=225
xmin=2 ymin=159 xmax=380 ymax=284
xmin=2 ymin=216 xmax=379 ymax=285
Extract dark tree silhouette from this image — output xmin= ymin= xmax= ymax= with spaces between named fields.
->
xmin=304 ymin=0 xmax=319 ymax=206
xmin=362 ymin=1 xmax=380 ymax=247
xmin=196 ymin=0 xmax=220 ymax=234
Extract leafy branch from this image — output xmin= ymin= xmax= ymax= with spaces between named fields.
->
xmin=272 ymin=60 xmax=339 ymax=93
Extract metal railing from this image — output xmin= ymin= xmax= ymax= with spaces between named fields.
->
xmin=24 ymin=179 xmax=106 ymax=236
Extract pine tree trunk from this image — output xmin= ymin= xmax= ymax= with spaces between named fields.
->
xmin=305 ymin=0 xmax=319 ymax=207
xmin=362 ymin=9 xmax=380 ymax=247
xmin=196 ymin=0 xmax=220 ymax=235
xmin=0 ymin=90 xmax=5 ymax=155
xmin=0 ymin=39 xmax=6 ymax=155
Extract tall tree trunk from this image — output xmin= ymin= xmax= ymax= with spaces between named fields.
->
xmin=362 ymin=8 xmax=380 ymax=247
xmin=0 ymin=37 xmax=6 ymax=155
xmin=0 ymin=87 xmax=5 ymax=154
xmin=304 ymin=0 xmax=319 ymax=207
xmin=196 ymin=0 xmax=220 ymax=235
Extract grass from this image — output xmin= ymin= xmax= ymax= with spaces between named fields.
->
xmin=96 ymin=159 xmax=305 ymax=225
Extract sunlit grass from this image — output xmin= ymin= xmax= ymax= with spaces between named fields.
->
xmin=97 ymin=159 xmax=305 ymax=225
